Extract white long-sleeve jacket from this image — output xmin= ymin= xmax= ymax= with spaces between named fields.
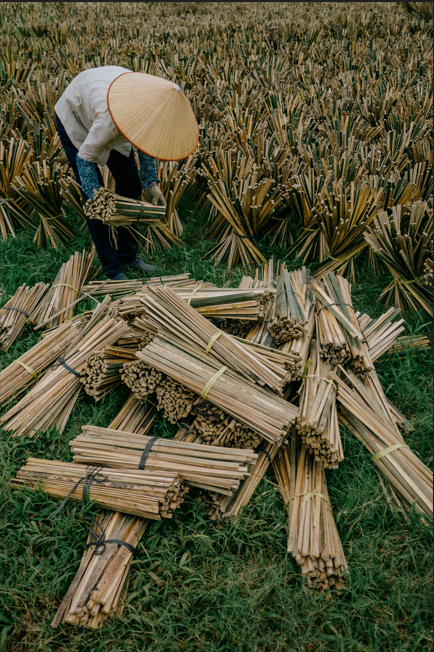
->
xmin=55 ymin=66 xmax=132 ymax=166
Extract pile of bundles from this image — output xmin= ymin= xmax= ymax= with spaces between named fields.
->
xmin=5 ymin=255 xmax=433 ymax=620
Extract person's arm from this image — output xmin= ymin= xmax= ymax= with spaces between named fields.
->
xmin=137 ymin=150 xmax=166 ymax=206
xmin=76 ymin=156 xmax=101 ymax=201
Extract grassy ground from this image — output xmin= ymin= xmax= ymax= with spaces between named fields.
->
xmin=0 ymin=201 xmax=432 ymax=652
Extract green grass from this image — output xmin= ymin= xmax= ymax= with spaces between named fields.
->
xmin=0 ymin=200 xmax=432 ymax=652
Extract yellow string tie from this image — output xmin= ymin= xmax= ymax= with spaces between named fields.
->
xmin=293 ymin=357 xmax=312 ymax=399
xmin=41 ymin=214 xmax=63 ymax=221
xmin=187 ymin=285 xmax=202 ymax=305
xmin=16 ymin=360 xmax=39 ymax=381
xmin=52 ymin=283 xmax=80 ymax=293
xmin=286 ymin=484 xmax=331 ymax=527
xmin=200 ymin=366 xmax=227 ymax=399
xmin=205 ymin=330 xmax=223 ymax=354
xmin=372 ymin=443 xmax=409 ymax=463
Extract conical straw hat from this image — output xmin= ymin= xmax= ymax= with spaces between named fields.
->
xmin=108 ymin=72 xmax=199 ymax=161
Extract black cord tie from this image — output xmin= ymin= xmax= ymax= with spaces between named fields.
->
xmin=48 ymin=465 xmax=106 ymax=520
xmin=176 ymin=421 xmax=194 ymax=435
xmin=139 ymin=437 xmax=158 ymax=470
xmin=2 ymin=306 xmax=30 ymax=318
xmin=52 ymin=341 xmax=81 ymax=377
xmin=81 ymin=517 xmax=138 ymax=557
xmin=257 ymin=445 xmax=272 ymax=465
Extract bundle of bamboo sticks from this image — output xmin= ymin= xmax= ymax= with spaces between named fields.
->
xmin=356 ymin=307 xmax=405 ymax=363
xmin=334 ymin=367 xmax=433 ymax=518
xmin=82 ymin=273 xmax=195 ymax=300
xmin=296 ymin=340 xmax=343 ymax=469
xmin=423 ymin=257 xmax=433 ymax=288
xmin=10 ymin=458 xmax=187 ymax=519
xmin=190 ymin=401 xmax=263 ymax=448
xmin=268 ymin=268 xmax=311 ymax=345
xmin=85 ymin=188 xmax=165 ymax=226
xmin=273 ymin=439 xmax=348 ymax=591
xmin=52 ymin=511 xmax=149 ymax=629
xmin=171 ymin=287 xmax=274 ymax=321
xmin=155 ymin=377 xmax=197 ymax=424
xmin=29 ymin=250 xmax=95 ymax=328
xmin=80 ymin=346 xmax=138 ymax=401
xmin=0 ymin=313 xmax=88 ymax=406
xmin=108 ymin=394 xmax=155 ymax=435
xmin=0 ymin=299 xmax=130 ymax=436
xmin=121 ymin=360 xmax=163 ymax=400
xmin=280 ymin=305 xmax=316 ymax=380
xmin=0 ymin=281 xmax=48 ymax=351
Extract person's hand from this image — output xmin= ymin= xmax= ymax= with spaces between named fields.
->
xmin=143 ymin=182 xmax=166 ymax=207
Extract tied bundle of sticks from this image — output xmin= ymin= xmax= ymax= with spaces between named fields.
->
xmin=310 ymin=273 xmax=372 ymax=374
xmin=52 ymin=397 xmax=155 ymax=630
xmin=279 ymin=304 xmax=316 ymax=380
xmin=10 ymin=459 xmax=187 ymax=519
xmin=189 ymin=401 xmax=263 ymax=449
xmin=80 ymin=346 xmax=138 ymax=401
xmin=82 ymin=273 xmax=195 ymax=300
xmin=71 ymin=426 xmax=257 ymax=497
xmin=356 ymin=307 xmax=405 ymax=363
xmin=296 ymin=340 xmax=343 ymax=469
xmin=0 ymin=282 xmax=48 ymax=351
xmin=172 ymin=287 xmax=274 ymax=321
xmin=85 ymin=188 xmax=165 ymax=226
xmin=29 ymin=250 xmax=95 ymax=328
xmin=52 ymin=512 xmax=149 ymax=629
xmin=334 ymin=367 xmax=433 ymax=518
xmin=0 ymin=298 xmax=130 ymax=436
xmin=0 ymin=313 xmax=88 ymax=406
xmin=273 ymin=438 xmax=348 ymax=592
xmin=268 ymin=267 xmax=311 ymax=345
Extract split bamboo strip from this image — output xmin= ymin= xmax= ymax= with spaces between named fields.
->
xmin=274 ymin=438 xmax=348 ymax=591
xmin=0 ymin=282 xmax=48 ymax=351
xmin=71 ymin=425 xmax=258 ymax=496
xmin=10 ymin=458 xmax=187 ymax=519
xmin=29 ymin=250 xmax=95 ymax=327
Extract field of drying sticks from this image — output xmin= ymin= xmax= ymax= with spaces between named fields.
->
xmin=0 ymin=3 xmax=432 ymax=651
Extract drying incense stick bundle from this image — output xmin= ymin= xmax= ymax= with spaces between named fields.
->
xmin=0 ymin=300 xmax=130 ymax=436
xmin=82 ymin=274 xmax=195 ymax=300
xmin=52 ymin=511 xmax=149 ymax=629
xmin=71 ymin=426 xmax=257 ymax=496
xmin=108 ymin=394 xmax=155 ymax=435
xmin=10 ymin=459 xmax=186 ymax=519
xmin=273 ymin=439 xmax=348 ymax=591
xmin=0 ymin=313 xmax=88 ymax=406
xmin=80 ymin=346 xmax=138 ymax=401
xmin=296 ymin=342 xmax=343 ymax=469
xmin=136 ymin=335 xmax=298 ymax=443
xmin=333 ymin=368 xmax=433 ymax=517
xmin=29 ymin=250 xmax=95 ymax=328
xmin=85 ymin=188 xmax=165 ymax=226
xmin=0 ymin=282 xmax=48 ymax=351
xmin=268 ymin=268 xmax=311 ymax=345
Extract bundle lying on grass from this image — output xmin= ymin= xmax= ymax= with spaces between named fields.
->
xmin=0 ymin=299 xmax=130 ymax=436
xmin=334 ymin=367 xmax=433 ymax=518
xmin=29 ymin=250 xmax=95 ymax=327
xmin=296 ymin=342 xmax=343 ymax=469
xmin=190 ymin=401 xmax=263 ymax=449
xmin=135 ymin=336 xmax=298 ymax=443
xmin=172 ymin=287 xmax=274 ymax=321
xmin=273 ymin=439 xmax=348 ymax=592
xmin=80 ymin=346 xmax=138 ymax=401
xmin=52 ymin=511 xmax=149 ymax=629
xmin=108 ymin=395 xmax=155 ymax=435
xmin=71 ymin=426 xmax=257 ymax=496
xmin=0 ymin=281 xmax=48 ymax=351
xmin=85 ymin=188 xmax=165 ymax=226
xmin=10 ymin=459 xmax=187 ymax=519
xmin=357 ymin=307 xmax=405 ymax=363
xmin=82 ymin=273 xmax=195 ymax=300
xmin=268 ymin=268 xmax=311 ymax=345
xmin=0 ymin=313 xmax=87 ymax=406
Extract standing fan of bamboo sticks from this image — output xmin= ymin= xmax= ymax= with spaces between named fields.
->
xmin=156 ymin=154 xmax=198 ymax=237
xmin=364 ymin=202 xmax=433 ymax=315
xmin=29 ymin=250 xmax=95 ymax=328
xmin=0 ymin=138 xmax=36 ymax=237
xmin=0 ymin=282 xmax=48 ymax=351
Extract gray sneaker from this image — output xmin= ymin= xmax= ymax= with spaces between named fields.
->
xmin=127 ymin=258 xmax=162 ymax=274
xmin=112 ymin=272 xmax=128 ymax=281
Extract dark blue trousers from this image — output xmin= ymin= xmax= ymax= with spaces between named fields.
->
xmin=56 ymin=114 xmax=140 ymax=277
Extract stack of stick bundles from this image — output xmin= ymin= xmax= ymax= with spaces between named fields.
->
xmin=80 ymin=346 xmax=139 ymax=401
xmin=70 ymin=426 xmax=258 ymax=497
xmin=0 ymin=312 xmax=89 ymax=406
xmin=272 ymin=437 xmax=348 ymax=592
xmin=310 ymin=273 xmax=373 ymax=374
xmin=85 ymin=188 xmax=165 ymax=226
xmin=10 ymin=458 xmax=187 ymax=520
xmin=0 ymin=298 xmax=130 ymax=436
xmin=0 ymin=282 xmax=48 ymax=351
xmin=296 ymin=338 xmax=343 ymax=469
xmin=51 ymin=397 xmax=156 ymax=629
xmin=268 ymin=267 xmax=311 ymax=345
xmin=334 ymin=366 xmax=433 ymax=518
xmin=29 ymin=250 xmax=95 ymax=328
